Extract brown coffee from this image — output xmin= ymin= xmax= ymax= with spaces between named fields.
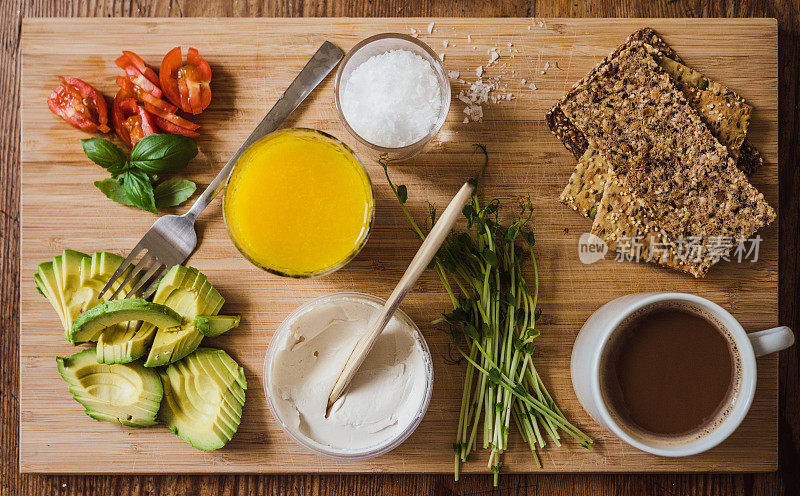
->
xmin=600 ymin=303 xmax=740 ymax=441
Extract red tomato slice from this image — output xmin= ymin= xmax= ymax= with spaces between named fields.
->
xmin=111 ymin=91 xmax=133 ymax=147
xmin=112 ymin=90 xmax=156 ymax=147
xmin=120 ymin=51 xmax=158 ymax=82
xmin=47 ymin=77 xmax=110 ymax=133
xmin=159 ymin=47 xmax=183 ymax=111
xmin=115 ymin=75 xmax=177 ymax=113
xmin=160 ymin=46 xmax=212 ymax=114
xmin=152 ymin=115 xmax=200 ymax=138
xmin=143 ymin=102 xmax=200 ymax=131
xmin=116 ymin=52 xmax=160 ymax=86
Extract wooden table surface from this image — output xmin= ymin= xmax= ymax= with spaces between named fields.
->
xmin=1 ymin=1 xmax=798 ymax=495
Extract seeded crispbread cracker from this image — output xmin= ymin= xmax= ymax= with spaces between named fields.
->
xmin=559 ymin=31 xmax=754 ymax=221
xmin=546 ymin=27 xmax=762 ymax=175
xmin=559 ymin=148 xmax=607 ymax=219
xmin=560 ymin=54 xmax=753 ymax=220
xmin=557 ymin=42 xmax=774 ymax=277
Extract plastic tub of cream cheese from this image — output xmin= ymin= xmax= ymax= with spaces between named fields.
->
xmin=264 ymin=292 xmax=434 ymax=459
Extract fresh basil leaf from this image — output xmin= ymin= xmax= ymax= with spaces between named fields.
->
xmin=154 ymin=178 xmax=197 ymax=208
xmin=81 ymin=138 xmax=127 ymax=174
xmin=123 ymin=169 xmax=157 ymax=213
xmin=130 ymin=133 xmax=198 ymax=174
xmin=94 ymin=177 xmax=133 ymax=206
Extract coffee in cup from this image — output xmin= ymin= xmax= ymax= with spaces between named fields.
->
xmin=599 ymin=302 xmax=741 ymax=445
xmin=571 ymin=293 xmax=794 ymax=457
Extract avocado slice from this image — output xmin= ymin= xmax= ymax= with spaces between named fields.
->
xmin=35 ymin=261 xmax=69 ymax=330
xmin=56 ymin=348 xmax=162 ymax=427
xmin=69 ymin=299 xmax=181 ymax=345
xmin=34 ymin=251 xmax=145 ymax=344
xmin=96 ymin=321 xmax=156 ymax=365
xmin=86 ymin=253 xmax=159 ymax=363
xmin=158 ymin=348 xmax=246 ymax=450
xmin=195 ymin=315 xmax=240 ymax=337
xmin=53 ymin=250 xmax=91 ymax=332
xmin=144 ymin=266 xmax=224 ymax=367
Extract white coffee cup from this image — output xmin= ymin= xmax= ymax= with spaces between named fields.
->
xmin=571 ymin=292 xmax=794 ymax=457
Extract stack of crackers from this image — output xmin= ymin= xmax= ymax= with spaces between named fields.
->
xmin=547 ymin=27 xmax=775 ymax=277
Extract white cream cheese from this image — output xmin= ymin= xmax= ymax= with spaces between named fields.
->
xmin=269 ymin=296 xmax=430 ymax=454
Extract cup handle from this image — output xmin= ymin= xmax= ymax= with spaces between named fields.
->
xmin=748 ymin=326 xmax=796 ymax=357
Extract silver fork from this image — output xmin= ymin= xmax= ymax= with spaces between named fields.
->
xmin=98 ymin=41 xmax=344 ymax=301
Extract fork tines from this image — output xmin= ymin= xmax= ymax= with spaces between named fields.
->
xmin=98 ymin=243 xmax=168 ymax=301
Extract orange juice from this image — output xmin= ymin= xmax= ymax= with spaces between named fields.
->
xmin=224 ymin=129 xmax=373 ymax=277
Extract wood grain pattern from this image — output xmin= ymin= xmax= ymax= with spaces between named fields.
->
xmin=18 ymin=17 xmax=779 ymax=474
xmin=2 ymin=1 xmax=799 ymax=496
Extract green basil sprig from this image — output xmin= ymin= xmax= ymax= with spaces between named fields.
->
xmin=82 ymin=134 xmax=198 ymax=214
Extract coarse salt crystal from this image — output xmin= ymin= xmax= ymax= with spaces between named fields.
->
xmin=340 ymin=49 xmax=442 ymax=148
xmin=476 ymin=66 xmax=483 ymax=77
xmin=489 ymin=51 xmax=500 ymax=63
xmin=529 ymin=82 xmax=537 ymax=90
xmin=428 ymin=22 xmax=435 ymax=34
xmin=448 ymin=70 xmax=460 ymax=78
xmin=443 ymin=40 xmax=449 ymax=48
xmin=439 ymin=53 xmax=445 ymax=61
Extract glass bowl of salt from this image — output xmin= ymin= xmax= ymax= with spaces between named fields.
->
xmin=335 ymin=33 xmax=451 ymax=160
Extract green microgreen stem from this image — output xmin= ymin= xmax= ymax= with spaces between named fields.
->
xmin=379 ymin=146 xmax=591 ymax=486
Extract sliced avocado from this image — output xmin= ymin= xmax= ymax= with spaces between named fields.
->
xmin=56 ymin=348 xmax=162 ymax=427
xmin=35 ymin=261 xmax=69 ymax=330
xmin=69 ymin=299 xmax=181 ymax=345
xmin=34 ymin=251 xmax=146 ymax=345
xmin=158 ymin=348 xmax=246 ymax=450
xmin=86 ymin=253 xmax=155 ymax=363
xmin=54 ymin=250 xmax=91 ymax=331
xmin=96 ymin=321 xmax=156 ymax=365
xmin=144 ymin=266 xmax=224 ymax=367
xmin=195 ymin=315 xmax=240 ymax=337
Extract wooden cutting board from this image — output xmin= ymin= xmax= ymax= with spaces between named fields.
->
xmin=19 ymin=17 xmax=779 ymax=473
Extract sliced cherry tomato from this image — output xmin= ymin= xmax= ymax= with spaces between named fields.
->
xmin=115 ymin=53 xmax=162 ymax=99
xmin=143 ymin=102 xmax=200 ymax=131
xmin=160 ymin=46 xmax=212 ymax=114
xmin=121 ymin=51 xmax=160 ymax=85
xmin=111 ymin=90 xmax=156 ymax=147
xmin=47 ymin=77 xmax=110 ymax=133
xmin=115 ymin=75 xmax=177 ymax=113
xmin=152 ymin=115 xmax=200 ymax=138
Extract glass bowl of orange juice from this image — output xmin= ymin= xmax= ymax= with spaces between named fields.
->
xmin=223 ymin=128 xmax=374 ymax=278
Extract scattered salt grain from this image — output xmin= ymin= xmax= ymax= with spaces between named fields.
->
xmin=489 ymin=51 xmax=500 ymax=64
xmin=476 ymin=66 xmax=483 ymax=77
xmin=443 ymin=40 xmax=449 ymax=48
xmin=529 ymin=82 xmax=537 ymax=90
xmin=428 ymin=22 xmax=435 ymax=34
xmin=410 ymin=28 xmax=419 ymax=38
xmin=340 ymin=49 xmax=442 ymax=148
xmin=448 ymin=70 xmax=460 ymax=78
xmin=521 ymin=78 xmax=526 ymax=84
xmin=467 ymin=35 xmax=472 ymax=42
xmin=439 ymin=53 xmax=445 ymax=61
xmin=507 ymin=42 xmax=513 ymax=47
